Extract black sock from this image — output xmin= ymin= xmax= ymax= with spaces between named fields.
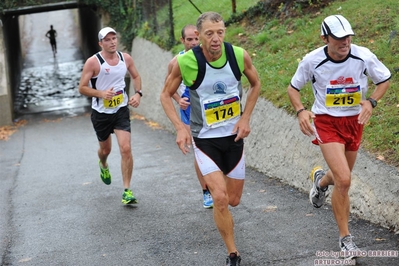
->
xmin=229 ymin=252 xmax=238 ymax=258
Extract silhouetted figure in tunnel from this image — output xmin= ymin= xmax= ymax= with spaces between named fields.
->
xmin=45 ymin=25 xmax=57 ymax=57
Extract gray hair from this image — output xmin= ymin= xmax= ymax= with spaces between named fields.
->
xmin=196 ymin=12 xmax=224 ymax=32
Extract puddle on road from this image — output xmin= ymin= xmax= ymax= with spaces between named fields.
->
xmin=14 ymin=59 xmax=90 ymax=115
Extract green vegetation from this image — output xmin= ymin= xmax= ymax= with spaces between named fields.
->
xmin=168 ymin=0 xmax=260 ymax=54
xmin=168 ymin=0 xmax=399 ymax=166
xmin=80 ymin=0 xmax=140 ymax=51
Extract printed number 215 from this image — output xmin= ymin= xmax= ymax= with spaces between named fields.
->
xmin=334 ymin=95 xmax=354 ymax=105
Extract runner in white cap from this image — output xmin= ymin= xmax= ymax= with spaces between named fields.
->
xmin=79 ymin=27 xmax=143 ymax=205
xmin=287 ymin=15 xmax=391 ymax=259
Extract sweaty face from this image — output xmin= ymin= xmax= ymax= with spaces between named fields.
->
xmin=182 ymin=28 xmax=199 ymax=51
xmin=325 ymin=35 xmax=351 ymax=61
xmin=199 ymin=20 xmax=225 ymax=60
xmin=100 ymin=33 xmax=117 ymax=52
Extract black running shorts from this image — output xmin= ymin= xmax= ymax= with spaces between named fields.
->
xmin=193 ymin=135 xmax=244 ymax=175
xmin=91 ymin=106 xmax=131 ymax=142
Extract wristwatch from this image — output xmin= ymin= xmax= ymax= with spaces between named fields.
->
xmin=135 ymin=90 xmax=143 ymax=97
xmin=367 ymin=98 xmax=377 ymax=108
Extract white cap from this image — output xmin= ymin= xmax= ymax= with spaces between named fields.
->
xmin=321 ymin=15 xmax=354 ymax=39
xmin=98 ymin=27 xmax=116 ymax=41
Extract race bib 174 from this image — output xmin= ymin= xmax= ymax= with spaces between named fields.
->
xmin=203 ymin=95 xmax=240 ymax=127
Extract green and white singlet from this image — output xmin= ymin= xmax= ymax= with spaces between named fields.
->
xmin=177 ymin=43 xmax=245 ymax=138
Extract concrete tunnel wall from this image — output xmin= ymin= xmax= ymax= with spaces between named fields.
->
xmin=0 ymin=15 xmax=22 ymax=126
xmin=78 ymin=7 xmax=102 ymax=60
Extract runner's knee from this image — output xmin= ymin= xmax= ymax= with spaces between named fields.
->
xmin=334 ymin=177 xmax=351 ymax=195
xmin=229 ymin=196 xmax=241 ymax=207
xmin=212 ymin=190 xmax=229 ymax=210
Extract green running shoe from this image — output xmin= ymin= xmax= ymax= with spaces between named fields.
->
xmin=99 ymin=161 xmax=111 ymax=185
xmin=122 ymin=189 xmax=138 ymax=204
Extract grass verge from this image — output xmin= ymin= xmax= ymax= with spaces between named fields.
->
xmin=168 ymin=0 xmax=399 ymax=167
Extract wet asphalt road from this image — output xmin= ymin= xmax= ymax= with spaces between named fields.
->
xmin=0 ymin=110 xmax=398 ymax=266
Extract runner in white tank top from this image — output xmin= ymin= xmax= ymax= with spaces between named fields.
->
xmin=79 ymin=27 xmax=143 ymax=205
xmin=160 ymin=13 xmax=261 ymax=264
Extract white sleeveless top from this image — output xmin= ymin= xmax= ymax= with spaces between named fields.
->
xmin=90 ymin=51 xmax=128 ymax=114
xmin=192 ymin=61 xmax=242 ymax=138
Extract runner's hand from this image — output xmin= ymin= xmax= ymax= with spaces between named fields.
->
xmin=179 ymin=97 xmax=190 ymax=110
xmin=358 ymin=100 xmax=373 ymax=125
xmin=232 ymin=118 xmax=250 ymax=142
xmin=103 ymin=88 xmax=115 ymax=100
xmin=176 ymin=128 xmax=191 ymax=154
xmin=129 ymin=93 xmax=141 ymax=108
xmin=298 ymin=110 xmax=315 ymax=136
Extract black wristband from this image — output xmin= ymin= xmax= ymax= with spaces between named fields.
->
xmin=367 ymin=97 xmax=377 ymax=108
xmin=135 ymin=90 xmax=142 ymax=97
xmin=296 ymin=108 xmax=307 ymax=116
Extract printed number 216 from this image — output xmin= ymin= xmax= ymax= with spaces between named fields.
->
xmin=108 ymin=98 xmax=121 ymax=107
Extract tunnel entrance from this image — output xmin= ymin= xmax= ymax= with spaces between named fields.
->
xmin=1 ymin=2 xmax=102 ymax=119
xmin=16 ymin=9 xmax=87 ymax=115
